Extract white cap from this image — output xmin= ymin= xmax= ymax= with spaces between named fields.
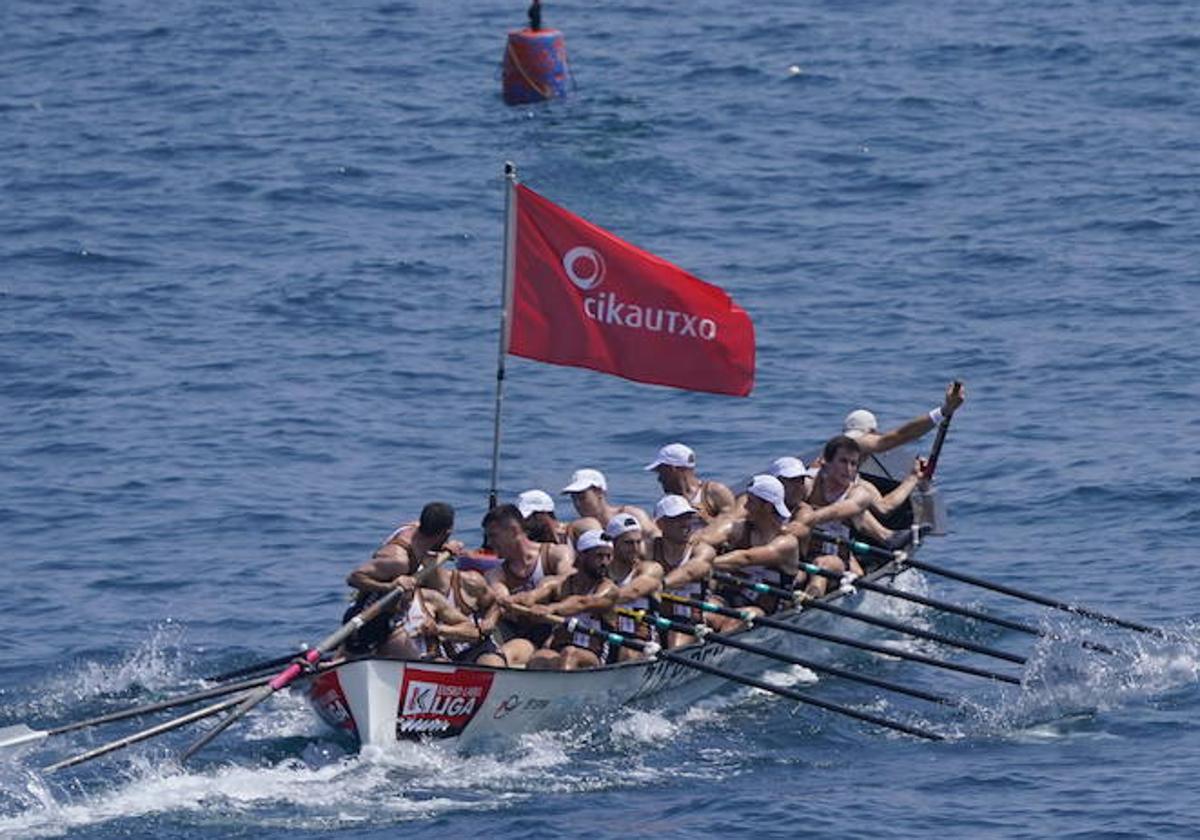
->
xmin=575 ymin=528 xmax=611 ymax=553
xmin=644 ymin=442 xmax=696 ymax=471
xmin=653 ymin=494 xmax=697 ymax=520
xmin=746 ymin=474 xmax=791 ymax=519
xmin=562 ymin=468 xmax=607 ymax=494
xmin=516 ymin=489 xmax=555 ymax=519
xmin=768 ymin=456 xmax=809 ymax=479
xmin=843 ymin=409 xmax=878 ymax=439
xmin=604 ymin=513 xmax=641 ymax=540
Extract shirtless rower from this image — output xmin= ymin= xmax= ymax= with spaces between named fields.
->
xmin=649 ymin=495 xmax=727 ymax=647
xmin=561 ymin=468 xmax=656 ymax=539
xmin=342 ymin=502 xmax=456 ymax=654
xmin=604 ymin=513 xmax=664 ymax=661
xmin=516 ymin=530 xmax=620 ymax=671
xmin=516 ymin=488 xmax=570 ymax=545
xmin=711 ymin=475 xmax=801 ymax=621
xmin=789 ymin=435 xmax=908 ymax=597
xmin=481 ymin=503 xmax=574 ymax=667
xmin=645 ymin=443 xmax=736 ymax=523
xmin=843 ymin=380 xmax=966 ymax=456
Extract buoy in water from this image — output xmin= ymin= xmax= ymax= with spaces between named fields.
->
xmin=501 ymin=28 xmax=570 ymax=106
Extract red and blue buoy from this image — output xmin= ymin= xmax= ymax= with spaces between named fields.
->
xmin=501 ymin=1 xmax=570 ymax=105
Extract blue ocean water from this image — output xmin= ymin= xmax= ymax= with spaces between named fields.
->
xmin=2 ymin=0 xmax=1199 ymax=836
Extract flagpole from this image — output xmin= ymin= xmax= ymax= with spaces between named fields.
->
xmin=488 ymin=161 xmax=518 ymax=510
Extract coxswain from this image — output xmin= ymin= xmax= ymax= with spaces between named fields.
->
xmin=842 ymin=380 xmax=966 ymax=456
xmin=561 ymin=467 xmax=656 ymax=539
xmin=518 ymin=529 xmax=620 ymax=671
xmin=711 ymin=475 xmax=800 ymax=621
xmin=788 ymin=435 xmax=908 ymax=597
xmin=649 ymin=495 xmax=729 ymax=646
xmin=482 ymin=503 xmax=574 ymax=666
xmin=516 ymin=488 xmax=571 ymax=545
xmin=645 ymin=443 xmax=736 ymax=523
xmin=604 ymin=513 xmax=663 ymax=661
xmin=342 ymin=502 xmax=456 ymax=654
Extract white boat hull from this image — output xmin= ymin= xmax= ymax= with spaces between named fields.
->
xmin=305 ymin=561 xmax=913 ymax=750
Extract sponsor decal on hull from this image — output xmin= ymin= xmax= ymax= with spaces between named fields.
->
xmin=397 ymin=667 xmax=494 ymax=738
xmin=309 ymin=670 xmax=357 ymax=735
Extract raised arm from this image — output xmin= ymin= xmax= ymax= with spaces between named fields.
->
xmin=858 ymin=381 xmax=967 ymax=455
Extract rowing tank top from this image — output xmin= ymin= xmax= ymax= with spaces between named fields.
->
xmin=397 ymin=589 xmax=436 ymax=658
xmin=810 ymin=484 xmax=852 ymax=560
xmin=614 ymin=565 xmax=651 ymax=635
xmin=654 ymin=537 xmax=706 ymax=623
xmin=496 ymin=543 xmax=548 ymax=594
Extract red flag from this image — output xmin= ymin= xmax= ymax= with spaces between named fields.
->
xmin=508 ymin=184 xmax=756 ymax=397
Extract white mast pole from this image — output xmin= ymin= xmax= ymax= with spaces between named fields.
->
xmin=487 ymin=161 xmax=518 ymax=510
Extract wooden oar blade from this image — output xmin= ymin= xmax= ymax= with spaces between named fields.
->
xmin=0 ymin=724 xmax=48 ymax=750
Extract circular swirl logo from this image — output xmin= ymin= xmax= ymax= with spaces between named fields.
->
xmin=562 ymin=246 xmax=606 ymax=291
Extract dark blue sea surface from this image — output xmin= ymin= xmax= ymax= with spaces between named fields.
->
xmin=2 ymin=0 xmax=1199 ymax=836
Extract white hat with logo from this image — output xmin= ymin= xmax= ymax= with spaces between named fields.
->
xmin=562 ymin=468 xmax=608 ymax=494
xmin=516 ymin=489 xmax=555 ymax=519
xmin=575 ymin=528 xmax=611 ymax=553
xmin=604 ymin=513 xmax=642 ymax=540
xmin=746 ymin=474 xmax=791 ymax=519
xmin=644 ymin=442 xmax=696 ymax=471
xmin=843 ymin=409 xmax=878 ymax=439
xmin=653 ymin=494 xmax=697 ymax=520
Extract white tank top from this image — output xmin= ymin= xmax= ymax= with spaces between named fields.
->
xmin=398 ymin=591 xmax=433 ymax=657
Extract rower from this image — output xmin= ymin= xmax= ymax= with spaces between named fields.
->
xmin=356 ymin=502 xmax=457 ymax=581
xmin=561 ymin=467 xmax=656 ymax=540
xmin=516 ymin=488 xmax=570 ymax=545
xmin=519 ymin=529 xmax=620 ymax=671
xmin=649 ymin=494 xmax=728 ymax=647
xmin=604 ymin=513 xmax=663 ymax=661
xmin=342 ymin=502 xmax=456 ymax=654
xmin=645 ymin=443 xmax=735 ymax=523
xmin=419 ymin=553 xmax=507 ymax=667
xmin=789 ymin=435 xmax=909 ymax=597
xmin=843 ymin=380 xmax=966 ymax=456
xmin=711 ymin=475 xmax=800 ymax=620
xmin=386 ymin=580 xmax=492 ymax=661
xmin=482 ymin=503 xmax=574 ymax=667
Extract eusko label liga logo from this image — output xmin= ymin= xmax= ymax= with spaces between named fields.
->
xmin=562 ymin=246 xmax=606 ymax=290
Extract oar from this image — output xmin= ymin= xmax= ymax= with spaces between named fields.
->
xmin=179 ymin=584 xmax=409 ymax=763
xmin=614 ymin=610 xmax=943 ymax=740
xmin=658 ymin=591 xmax=1020 ymax=685
xmin=791 ymin=562 xmax=1117 ymax=656
xmin=0 ymin=659 xmax=347 ymax=752
xmin=43 ymin=693 xmax=248 ymax=774
xmin=923 ymin=380 xmax=961 ymax=480
xmin=204 ymin=649 xmax=314 ymax=683
xmin=810 ymin=532 xmax=1163 ymax=639
xmin=526 ymin=610 xmax=943 ymax=740
xmin=622 ymin=606 xmax=957 ymax=707
xmin=710 ymin=570 xmax=1027 ymax=665
xmin=901 ymin=556 xmax=1170 ymax=638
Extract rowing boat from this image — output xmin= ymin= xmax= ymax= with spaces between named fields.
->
xmin=303 ymin=551 xmax=920 ymax=751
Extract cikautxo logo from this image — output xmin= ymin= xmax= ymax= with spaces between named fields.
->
xmin=562 ymin=246 xmax=606 ymax=290
xmin=562 ymin=244 xmax=719 ymax=341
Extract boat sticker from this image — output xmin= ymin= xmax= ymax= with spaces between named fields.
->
xmin=493 ymin=694 xmax=521 ymax=719
xmin=397 ymin=667 xmax=494 ymax=737
xmin=309 ymin=671 xmax=357 ymax=735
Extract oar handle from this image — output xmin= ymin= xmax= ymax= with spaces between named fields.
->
xmin=923 ymin=380 xmax=961 ymax=481
xmin=810 ymin=531 xmax=900 ymax=561
xmin=509 ymin=603 xmax=655 ymax=653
